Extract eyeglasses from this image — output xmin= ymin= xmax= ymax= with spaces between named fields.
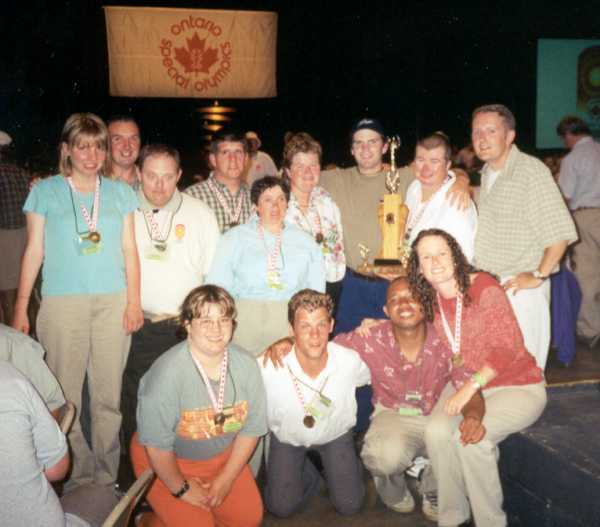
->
xmin=194 ymin=317 xmax=234 ymax=330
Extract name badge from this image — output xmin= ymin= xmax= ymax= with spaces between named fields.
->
xmin=76 ymin=236 xmax=103 ymax=256
xmin=144 ymin=243 xmax=170 ymax=262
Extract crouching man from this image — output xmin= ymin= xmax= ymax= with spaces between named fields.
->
xmin=259 ymin=289 xmax=371 ymax=517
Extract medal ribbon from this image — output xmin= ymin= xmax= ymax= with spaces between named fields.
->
xmin=189 ymin=349 xmax=228 ymax=418
xmin=143 ymin=210 xmax=172 ymax=242
xmin=296 ymin=195 xmax=323 ymax=240
xmin=405 ymin=176 xmax=450 ymax=240
xmin=67 ymin=176 xmax=100 ymax=233
xmin=258 ymin=221 xmax=282 ymax=274
xmin=437 ymin=292 xmax=463 ymax=357
xmin=207 ymin=178 xmax=244 ymax=225
xmin=286 ymin=362 xmax=329 ymax=413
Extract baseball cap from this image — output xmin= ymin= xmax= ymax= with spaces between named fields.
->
xmin=351 ymin=118 xmax=386 ymax=138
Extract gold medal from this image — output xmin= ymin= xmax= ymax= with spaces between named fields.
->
xmin=214 ymin=412 xmax=226 ymax=426
xmin=303 ymin=415 xmax=315 ymax=428
xmin=452 ymin=354 xmax=464 ymax=367
xmin=315 ymin=233 xmax=324 ymax=244
xmin=88 ymin=231 xmax=101 ymax=244
xmin=154 ymin=242 xmax=167 ymax=252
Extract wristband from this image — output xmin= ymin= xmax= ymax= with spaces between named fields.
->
xmin=471 ymin=372 xmax=487 ymax=390
xmin=172 ymin=479 xmax=190 ymax=499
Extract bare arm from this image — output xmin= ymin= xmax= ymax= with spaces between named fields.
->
xmin=145 ymin=446 xmax=210 ymax=509
xmin=121 ymin=213 xmax=143 ymax=334
xmin=445 ymin=365 xmax=496 ymax=416
xmin=206 ymin=435 xmax=259 ymax=507
xmin=44 ymin=451 xmax=70 ymax=482
xmin=504 ymin=239 xmax=569 ymax=294
xmin=12 ymin=213 xmax=45 ymax=333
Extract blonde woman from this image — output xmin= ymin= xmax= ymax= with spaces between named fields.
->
xmin=13 ymin=112 xmax=143 ymax=488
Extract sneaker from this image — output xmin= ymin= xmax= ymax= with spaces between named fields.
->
xmin=422 ymin=491 xmax=438 ymax=522
xmin=388 ymin=489 xmax=415 ymax=513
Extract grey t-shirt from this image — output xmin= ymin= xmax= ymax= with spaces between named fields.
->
xmin=0 ymin=362 xmax=84 ymax=527
xmin=320 ymin=166 xmax=414 ymax=269
xmin=0 ymin=323 xmax=65 ymax=411
xmin=137 ymin=341 xmax=268 ymax=460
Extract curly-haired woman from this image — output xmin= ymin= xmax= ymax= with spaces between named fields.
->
xmin=407 ymin=228 xmax=546 ymax=527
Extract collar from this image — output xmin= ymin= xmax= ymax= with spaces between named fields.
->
xmin=286 ymin=344 xmax=335 ymax=381
xmin=209 ymin=172 xmax=248 ymax=196
xmin=137 ymin=188 xmax=183 ymax=213
xmin=573 ymin=136 xmax=593 ymax=149
xmin=482 ymin=144 xmax=520 ymax=180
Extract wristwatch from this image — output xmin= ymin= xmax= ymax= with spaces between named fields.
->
xmin=172 ymin=479 xmax=190 ymax=499
xmin=532 ymin=270 xmax=548 ymax=281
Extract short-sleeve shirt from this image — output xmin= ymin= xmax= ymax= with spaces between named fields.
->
xmin=558 ymin=136 xmax=600 ymax=210
xmin=320 ymin=166 xmax=414 ymax=269
xmin=334 ymin=321 xmax=470 ymax=416
xmin=259 ymin=342 xmax=371 ymax=447
xmin=23 ymin=175 xmax=138 ymax=296
xmin=0 ymin=324 xmax=65 ymax=411
xmin=206 ymin=216 xmax=325 ymax=301
xmin=0 ymin=362 xmax=72 ymax=527
xmin=137 ymin=341 xmax=268 ymax=461
xmin=475 ymin=146 xmax=577 ymax=277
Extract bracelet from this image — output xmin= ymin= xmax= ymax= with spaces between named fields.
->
xmin=471 ymin=372 xmax=487 ymax=390
xmin=172 ymin=479 xmax=190 ymax=499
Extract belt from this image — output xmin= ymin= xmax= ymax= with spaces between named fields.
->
xmin=144 ymin=312 xmax=178 ymax=324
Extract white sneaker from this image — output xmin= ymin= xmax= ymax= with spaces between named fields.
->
xmin=388 ymin=489 xmax=415 ymax=513
xmin=422 ymin=491 xmax=438 ymax=522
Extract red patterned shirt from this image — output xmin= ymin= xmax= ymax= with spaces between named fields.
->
xmin=435 ymin=272 xmax=543 ymax=389
xmin=335 ymin=321 xmax=469 ymax=415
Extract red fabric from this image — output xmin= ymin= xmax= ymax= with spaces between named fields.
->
xmin=334 ymin=321 xmax=471 ymax=415
xmin=130 ymin=434 xmax=263 ymax=527
xmin=435 ymin=273 xmax=543 ymax=389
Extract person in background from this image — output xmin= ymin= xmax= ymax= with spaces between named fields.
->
xmin=556 ymin=115 xmax=600 ymax=348
xmin=13 ymin=112 xmax=143 ymax=489
xmin=107 ymin=115 xmax=142 ymax=188
xmin=0 ymin=131 xmax=30 ymax=326
xmin=282 ymin=132 xmax=346 ymax=311
xmin=131 ymin=285 xmax=266 ymax=527
xmin=244 ymin=130 xmax=278 ymax=187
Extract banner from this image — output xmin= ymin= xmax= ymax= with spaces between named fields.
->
xmin=104 ymin=6 xmax=277 ymax=98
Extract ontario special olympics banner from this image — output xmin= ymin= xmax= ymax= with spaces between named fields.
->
xmin=104 ymin=7 xmax=277 ymax=98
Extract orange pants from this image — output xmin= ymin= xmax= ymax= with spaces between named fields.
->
xmin=130 ymin=434 xmax=263 ymax=527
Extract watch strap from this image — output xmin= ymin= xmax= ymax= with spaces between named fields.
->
xmin=172 ymin=479 xmax=190 ymax=498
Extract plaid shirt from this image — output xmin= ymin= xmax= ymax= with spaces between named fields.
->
xmin=475 ymin=145 xmax=577 ymax=276
xmin=184 ymin=173 xmax=252 ymax=234
xmin=0 ymin=162 xmax=30 ymax=229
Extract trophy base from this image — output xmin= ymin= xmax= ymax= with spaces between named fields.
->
xmin=356 ymin=260 xmax=406 ymax=278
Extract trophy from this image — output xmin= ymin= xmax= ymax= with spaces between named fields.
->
xmin=358 ymin=136 xmax=409 ymax=276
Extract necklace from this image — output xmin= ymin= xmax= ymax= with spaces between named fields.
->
xmin=287 ymin=363 xmax=330 ymax=428
xmin=141 ymin=194 xmax=183 ymax=251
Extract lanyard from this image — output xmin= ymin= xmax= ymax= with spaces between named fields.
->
xmin=437 ymin=292 xmax=463 ymax=358
xmin=405 ymin=176 xmax=450 ymax=240
xmin=258 ymin=222 xmax=282 ymax=273
xmin=189 ymin=348 xmax=229 ymax=424
xmin=295 ymin=195 xmax=324 ymax=244
xmin=207 ymin=178 xmax=244 ymax=226
xmin=287 ymin=362 xmax=329 ymax=427
xmin=67 ymin=176 xmax=100 ymax=235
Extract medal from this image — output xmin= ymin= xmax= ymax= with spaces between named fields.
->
xmin=214 ymin=412 xmax=226 ymax=426
xmin=452 ymin=354 xmax=464 ymax=367
xmin=143 ymin=208 xmax=177 ymax=252
xmin=88 ymin=231 xmax=101 ymax=244
xmin=438 ymin=292 xmax=464 ymax=368
xmin=315 ymin=232 xmax=324 ymax=244
xmin=303 ymin=415 xmax=315 ymax=428
xmin=154 ymin=242 xmax=167 ymax=252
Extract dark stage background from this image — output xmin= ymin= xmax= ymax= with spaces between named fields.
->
xmin=2 ymin=2 xmax=599 ymax=180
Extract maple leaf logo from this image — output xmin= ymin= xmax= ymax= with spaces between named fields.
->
xmin=174 ymin=32 xmax=219 ymax=74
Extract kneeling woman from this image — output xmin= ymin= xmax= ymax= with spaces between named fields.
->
xmin=408 ymin=229 xmax=546 ymax=527
xmin=131 ymin=285 xmax=267 ymax=527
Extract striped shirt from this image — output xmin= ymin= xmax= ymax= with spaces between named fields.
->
xmin=475 ymin=145 xmax=577 ymax=277
xmin=0 ymin=162 xmax=29 ymax=229
xmin=184 ymin=173 xmax=252 ymax=234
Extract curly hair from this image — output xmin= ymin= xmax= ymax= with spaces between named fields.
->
xmin=407 ymin=229 xmax=479 ymax=322
xmin=281 ymin=132 xmax=322 ymax=171
xmin=287 ymin=288 xmax=333 ymax=325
